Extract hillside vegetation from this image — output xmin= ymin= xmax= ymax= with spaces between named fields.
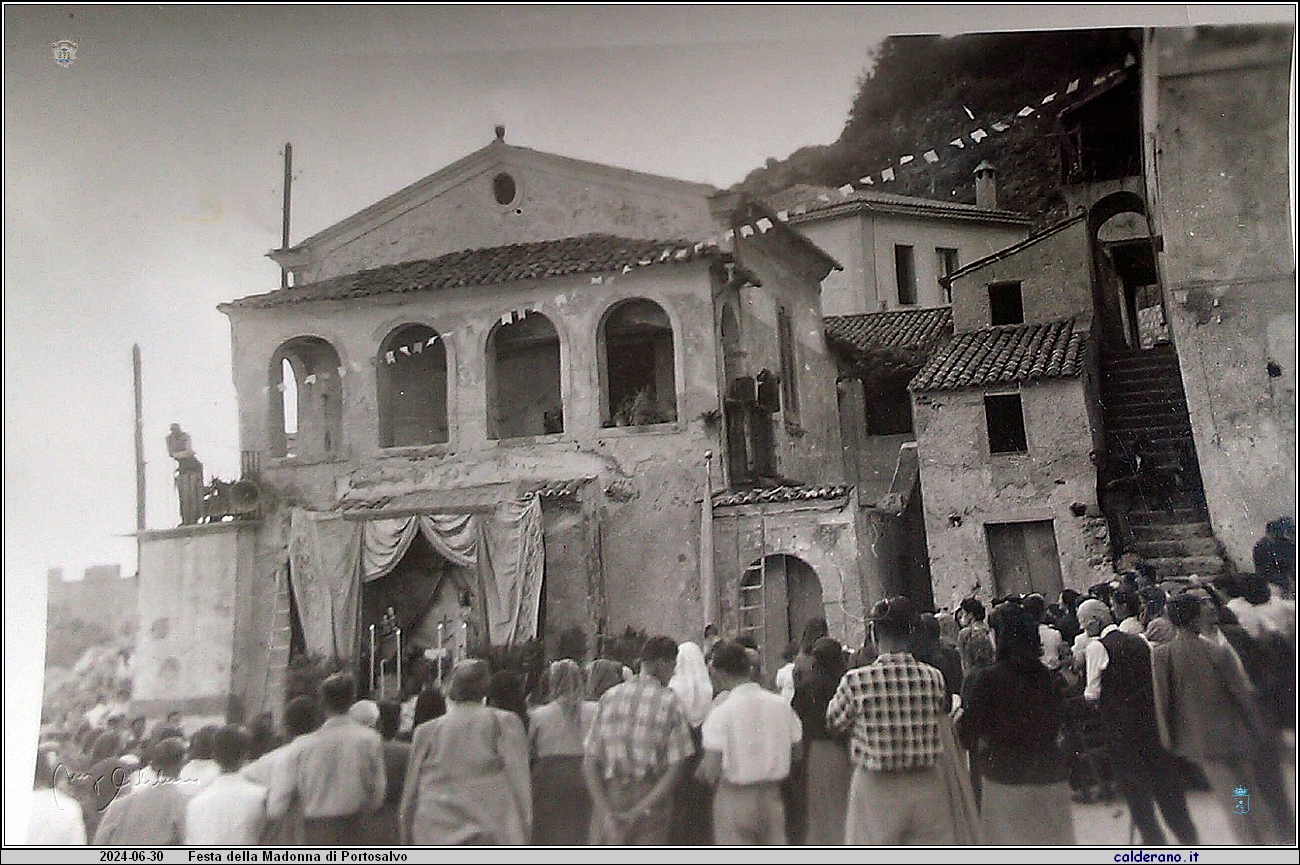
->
xmin=737 ymin=29 xmax=1140 ymax=227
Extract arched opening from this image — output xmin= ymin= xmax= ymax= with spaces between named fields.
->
xmin=1088 ymin=192 xmax=1163 ymax=349
xmin=486 ymin=311 xmax=563 ymax=439
xmin=738 ymin=554 xmax=824 ymax=683
xmin=377 ymin=324 xmax=448 ymax=447
xmin=598 ymin=298 xmax=677 ymax=427
xmin=269 ymin=337 xmax=343 ymax=459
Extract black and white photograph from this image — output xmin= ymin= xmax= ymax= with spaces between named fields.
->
xmin=4 ymin=4 xmax=1296 ymax=854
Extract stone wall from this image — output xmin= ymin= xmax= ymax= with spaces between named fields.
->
xmin=914 ymin=377 xmax=1111 ymax=607
xmin=1147 ymin=26 xmax=1297 ymax=567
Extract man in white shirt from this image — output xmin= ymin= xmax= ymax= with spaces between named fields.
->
xmin=185 ymin=725 xmax=267 ymax=845
xmin=1080 ymin=601 xmax=1116 ymax=702
xmin=697 ymin=641 xmax=803 ymax=845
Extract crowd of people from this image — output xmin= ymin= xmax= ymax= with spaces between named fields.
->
xmin=29 ymin=557 xmax=1295 ymax=847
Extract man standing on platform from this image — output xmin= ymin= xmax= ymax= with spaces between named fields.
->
xmin=166 ymin=423 xmax=204 ymax=525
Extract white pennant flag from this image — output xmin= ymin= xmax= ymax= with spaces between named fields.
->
xmin=304 ymin=373 xmax=317 ymax=385
xmin=950 ymin=138 xmax=965 ymax=149
xmin=1123 ymin=54 xmax=1135 ymax=67
xmin=1017 ymin=105 xmax=1035 ymax=117
xmin=694 ymin=241 xmax=705 ymax=251
xmin=838 ymin=184 xmax=854 ymax=196
xmin=899 ymin=154 xmax=914 ymax=165
xmin=756 ymin=217 xmax=773 ymax=233
xmin=1041 ymin=92 xmax=1057 ymax=104
xmin=675 ymin=246 xmax=690 ymax=258
xmin=399 ymin=345 xmax=411 ymax=356
xmin=776 ymin=210 xmax=789 ymax=221
xmin=739 ymin=224 xmax=755 ymax=237
xmin=659 ymin=248 xmax=672 ymax=262
xmin=622 ymin=264 xmax=633 ymax=274
xmin=499 ymin=313 xmax=512 ymax=326
xmin=412 ymin=341 xmax=423 ymax=354
xmin=385 ymin=350 xmax=396 ymax=363
xmin=881 ymin=167 xmax=895 ymax=182
xmin=1066 ymin=78 xmax=1080 ymax=94
xmin=1093 ymin=74 xmax=1107 ymax=86
xmin=518 ymin=308 xmax=529 ymax=319
xmin=970 ymin=128 xmax=988 ymax=142
xmin=722 ymin=229 xmax=735 ymax=241
xmin=590 ymin=275 xmax=604 ymax=285
xmin=861 ymin=175 xmax=874 ymax=185
xmin=638 ymin=258 xmax=652 ymax=267
xmin=923 ymin=150 xmax=939 ymax=163
xmin=991 ymin=121 xmax=1010 ymax=132
xmin=426 ymin=335 xmax=438 ymax=346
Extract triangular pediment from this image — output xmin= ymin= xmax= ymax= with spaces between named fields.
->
xmin=275 ymin=137 xmax=721 ymax=282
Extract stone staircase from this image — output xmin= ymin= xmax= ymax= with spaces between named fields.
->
xmin=1100 ymin=345 xmax=1230 ymax=579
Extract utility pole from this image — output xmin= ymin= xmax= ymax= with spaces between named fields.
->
xmin=133 ymin=343 xmax=146 ymax=531
xmin=281 ymin=142 xmax=293 ymax=289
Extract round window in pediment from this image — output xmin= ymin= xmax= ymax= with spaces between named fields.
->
xmin=493 ymin=172 xmax=518 ymax=206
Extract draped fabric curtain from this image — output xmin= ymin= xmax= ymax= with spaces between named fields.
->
xmin=288 ymin=509 xmax=363 ymax=660
xmin=289 ymin=498 xmax=544 ymax=659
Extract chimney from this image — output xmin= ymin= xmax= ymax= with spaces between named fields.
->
xmin=974 ymin=160 xmax=998 ymax=209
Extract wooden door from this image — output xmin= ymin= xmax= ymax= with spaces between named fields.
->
xmin=987 ymin=520 xmax=1064 ymax=599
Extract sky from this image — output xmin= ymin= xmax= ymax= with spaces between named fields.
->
xmin=3 ymin=3 xmax=1294 ymax=845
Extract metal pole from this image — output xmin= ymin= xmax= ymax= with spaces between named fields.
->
xmin=280 ymin=143 xmax=292 ymax=290
xmin=133 ymin=344 xmax=146 ymax=532
xmin=700 ymin=450 xmax=717 ymax=632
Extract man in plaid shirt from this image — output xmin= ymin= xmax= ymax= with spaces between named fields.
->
xmin=827 ymin=596 xmax=954 ymax=845
xmin=583 ymin=635 xmax=695 ymax=845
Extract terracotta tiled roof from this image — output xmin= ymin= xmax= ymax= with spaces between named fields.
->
xmin=762 ymin=183 xmax=1029 ymax=226
xmin=224 ymin=234 xmax=721 ymax=310
xmin=909 ymin=319 xmax=1087 ymax=392
xmin=712 ymin=485 xmax=851 ymax=508
xmin=824 ymin=307 xmax=954 ymax=358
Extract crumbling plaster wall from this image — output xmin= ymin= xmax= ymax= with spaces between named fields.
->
xmin=914 ymin=379 xmax=1111 ymax=607
xmin=949 ymin=217 xmax=1094 ymax=332
xmin=300 ymin=156 xmax=717 ymax=283
xmin=1148 ymin=27 xmax=1296 ymax=567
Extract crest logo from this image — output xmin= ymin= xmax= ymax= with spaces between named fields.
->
xmin=51 ymin=39 xmax=77 ymax=67
xmin=1232 ymin=785 xmax=1250 ymax=815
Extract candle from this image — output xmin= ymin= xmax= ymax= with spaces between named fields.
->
xmin=396 ymin=628 xmax=402 ymax=695
xmin=369 ymin=624 xmax=377 ymax=693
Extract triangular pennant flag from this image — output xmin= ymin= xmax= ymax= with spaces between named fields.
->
xmin=899 ymin=154 xmax=914 ymax=165
xmin=1123 ymin=53 xmax=1136 ymax=67
xmin=1041 ymin=92 xmax=1057 ymax=104
xmin=622 ymin=264 xmax=633 ymax=274
xmin=861 ymin=175 xmax=874 ymax=185
xmin=675 ymin=246 xmax=690 ymax=259
xmin=991 ymin=121 xmax=1010 ymax=132
xmin=385 ymin=350 xmax=396 ymax=363
xmin=776 ymin=210 xmax=789 ymax=221
xmin=923 ymin=150 xmax=939 ymax=163
xmin=499 ymin=313 xmax=512 ymax=326
xmin=398 ymin=345 xmax=411 ymax=356
xmin=590 ymin=275 xmax=604 ymax=285
xmin=412 ymin=341 xmax=423 ymax=354
xmin=637 ymin=258 xmax=652 ymax=267
xmin=970 ymin=128 xmax=988 ymax=142
xmin=694 ymin=241 xmax=705 ymax=251
xmin=739 ymin=224 xmax=755 ymax=238
xmin=1093 ymin=74 xmax=1107 ymax=86
xmin=722 ymin=229 xmax=735 ymax=241
xmin=838 ymin=184 xmax=854 ymax=196
xmin=426 ymin=335 xmax=438 ymax=346
xmin=1066 ymin=78 xmax=1080 ymax=94
xmin=756 ymin=217 xmax=773 ymax=232
xmin=1017 ymin=105 xmax=1035 ymax=117
xmin=518 ymin=308 xmax=528 ymax=319
xmin=881 ymin=167 xmax=895 ymax=182
xmin=950 ymin=138 xmax=965 ymax=149
xmin=659 ymin=248 xmax=672 ymax=262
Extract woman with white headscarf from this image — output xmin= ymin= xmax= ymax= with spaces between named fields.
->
xmin=667 ymin=641 xmax=713 ymax=845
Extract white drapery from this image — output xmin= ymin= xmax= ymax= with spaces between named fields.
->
xmin=288 ymin=497 xmax=544 ymax=660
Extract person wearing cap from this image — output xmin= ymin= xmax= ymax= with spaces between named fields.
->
xmin=94 ymin=736 xmax=190 ymax=845
xmin=583 ymin=635 xmax=695 ymax=845
xmin=827 ymin=596 xmax=952 ymax=845
xmin=696 ymin=640 xmax=803 ymax=845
